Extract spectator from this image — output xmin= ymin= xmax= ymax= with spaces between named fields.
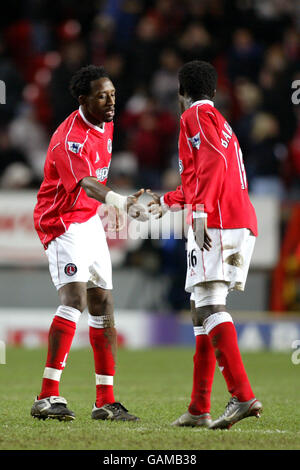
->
xmin=120 ymin=95 xmax=177 ymax=189
xmin=284 ymin=103 xmax=300 ymax=200
xmin=233 ymin=79 xmax=263 ymax=159
xmin=151 ymin=47 xmax=182 ymax=117
xmin=227 ymin=28 xmax=263 ymax=83
xmin=0 ymin=37 xmax=24 ymax=124
xmin=49 ymin=39 xmax=87 ymax=130
xmin=101 ymin=0 xmax=144 ymax=50
xmin=0 ymin=128 xmax=34 ymax=188
xmin=178 ymin=23 xmax=215 ymax=63
xmin=89 ymin=14 xmax=117 ymax=66
xmin=104 ymin=51 xmax=132 ymax=117
xmin=8 ymin=104 xmax=48 ymax=180
xmin=247 ymin=112 xmax=287 ymax=198
xmin=126 ymin=15 xmax=163 ymax=89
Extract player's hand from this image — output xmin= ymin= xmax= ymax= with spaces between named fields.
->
xmin=146 ymin=189 xmax=170 ymax=219
xmin=126 ymin=189 xmax=149 ymax=221
xmin=146 ymin=189 xmax=163 ymax=219
xmin=193 ymin=216 xmax=212 ymax=251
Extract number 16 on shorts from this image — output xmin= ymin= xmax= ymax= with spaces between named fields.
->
xmin=188 ymin=249 xmax=198 ymax=271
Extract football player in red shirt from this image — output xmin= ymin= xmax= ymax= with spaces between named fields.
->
xmin=31 ymin=65 xmax=147 ymax=422
xmin=148 ymin=61 xmax=262 ymax=430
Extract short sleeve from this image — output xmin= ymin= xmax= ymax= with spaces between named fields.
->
xmin=54 ymin=142 xmax=96 ymax=193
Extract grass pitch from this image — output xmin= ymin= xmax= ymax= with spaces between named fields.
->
xmin=0 ymin=346 xmax=299 ymax=450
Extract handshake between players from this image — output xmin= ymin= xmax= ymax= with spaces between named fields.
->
xmin=105 ymin=186 xmax=212 ymax=252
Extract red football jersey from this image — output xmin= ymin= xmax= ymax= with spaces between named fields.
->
xmin=163 ymin=100 xmax=258 ymax=236
xmin=34 ymin=107 xmax=113 ymax=248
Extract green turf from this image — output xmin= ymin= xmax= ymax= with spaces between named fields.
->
xmin=0 ymin=346 xmax=299 ymax=450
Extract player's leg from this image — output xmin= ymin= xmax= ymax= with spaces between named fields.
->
xmin=31 ymin=220 xmax=93 ymax=421
xmin=193 ymin=281 xmax=262 ymax=429
xmin=189 ymin=299 xmax=217 ymax=419
xmin=88 ymin=287 xmax=116 ymax=407
xmin=87 ymin=286 xmax=139 ymax=421
xmin=31 ymin=282 xmax=86 ymax=420
xmin=171 ymin=297 xmax=215 ymax=427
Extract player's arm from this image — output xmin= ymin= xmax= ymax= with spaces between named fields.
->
xmin=147 ymin=186 xmax=185 ymax=219
xmin=192 ymin=212 xmax=212 ymax=251
xmin=54 ymin=144 xmax=147 ymax=220
xmin=80 ymin=176 xmax=147 ymax=220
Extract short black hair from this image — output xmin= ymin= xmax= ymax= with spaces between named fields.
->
xmin=178 ymin=60 xmax=217 ymax=101
xmin=69 ymin=64 xmax=110 ymax=99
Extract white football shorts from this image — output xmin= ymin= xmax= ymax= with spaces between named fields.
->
xmin=46 ymin=214 xmax=112 ymax=291
xmin=185 ymin=226 xmax=255 ymax=294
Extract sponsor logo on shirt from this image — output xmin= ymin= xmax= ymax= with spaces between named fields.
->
xmin=96 ymin=167 xmax=109 ymax=182
xmin=179 ymin=159 xmax=184 ymax=174
xmin=187 ymin=132 xmax=201 ymax=150
xmin=68 ymin=141 xmax=83 ymax=154
xmin=64 ymin=263 xmax=77 ymax=276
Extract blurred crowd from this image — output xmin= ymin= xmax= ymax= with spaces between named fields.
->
xmin=0 ymin=0 xmax=299 ymax=309
xmin=0 ymin=0 xmax=299 ymax=198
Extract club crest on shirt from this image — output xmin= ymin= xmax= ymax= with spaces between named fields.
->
xmin=179 ymin=159 xmax=184 ymax=174
xmin=187 ymin=132 xmax=201 ymax=150
xmin=64 ymin=263 xmax=77 ymax=276
xmin=68 ymin=141 xmax=83 ymax=154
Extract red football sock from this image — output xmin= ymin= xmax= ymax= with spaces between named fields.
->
xmin=188 ymin=330 xmax=216 ymax=415
xmin=207 ymin=314 xmax=254 ymax=402
xmin=89 ymin=325 xmax=116 ymax=408
xmin=38 ymin=314 xmax=77 ymax=399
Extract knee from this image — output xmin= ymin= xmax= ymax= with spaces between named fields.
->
xmin=192 ymin=307 xmax=212 ymax=327
xmin=59 ymin=290 xmax=87 ymax=313
xmin=88 ymin=289 xmax=114 ymax=316
xmin=192 ymin=305 xmax=227 ymax=327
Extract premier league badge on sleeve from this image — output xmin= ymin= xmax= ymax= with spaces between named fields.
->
xmin=188 ymin=132 xmax=201 ymax=150
xmin=67 ymin=142 xmax=83 ymax=154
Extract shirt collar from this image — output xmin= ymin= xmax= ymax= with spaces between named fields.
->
xmin=79 ymin=106 xmax=105 ymax=133
xmin=190 ymin=99 xmax=214 ymax=108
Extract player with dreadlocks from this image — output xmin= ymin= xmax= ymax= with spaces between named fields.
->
xmin=31 ymin=65 xmax=147 ymax=422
